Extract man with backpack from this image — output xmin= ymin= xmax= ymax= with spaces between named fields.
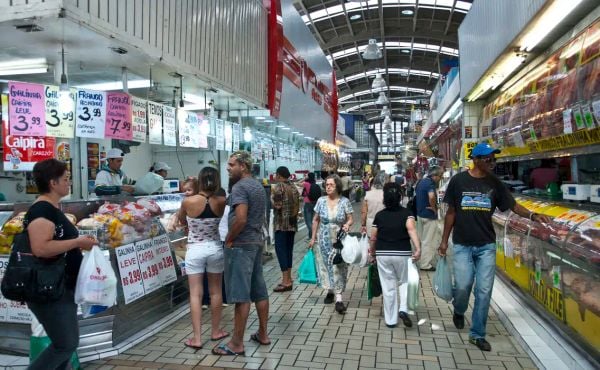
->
xmin=302 ymin=173 xmax=321 ymax=241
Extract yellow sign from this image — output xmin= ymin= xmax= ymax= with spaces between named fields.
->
xmin=463 ymin=141 xmax=477 ymax=159
xmin=497 ymin=127 xmax=600 ymax=158
xmin=528 ymin=271 xmax=565 ymax=320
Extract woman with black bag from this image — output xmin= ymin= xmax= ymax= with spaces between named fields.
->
xmin=20 ymin=159 xmax=96 ymax=369
xmin=308 ymin=175 xmax=353 ymax=314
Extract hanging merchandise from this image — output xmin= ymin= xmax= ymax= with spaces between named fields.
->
xmin=178 ymin=111 xmax=201 ymax=148
xmin=232 ymin=122 xmax=240 ymax=151
xmin=75 ymin=89 xmax=107 ymax=138
xmin=44 ymin=85 xmax=75 ymax=138
xmin=215 ymin=119 xmax=225 ymax=150
xmin=162 ymin=106 xmax=176 ymax=146
xmin=8 ymin=81 xmax=46 ymax=137
xmin=147 ymin=101 xmax=163 ymax=144
xmin=105 ymin=92 xmax=133 ymax=140
xmin=131 ymin=97 xmax=147 ymax=143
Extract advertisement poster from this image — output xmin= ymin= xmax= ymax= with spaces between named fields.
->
xmin=44 ymin=85 xmax=75 ymax=138
xmin=2 ymin=96 xmax=55 ymax=172
xmin=8 ymin=81 xmax=46 ymax=137
xmin=153 ymin=234 xmax=177 ymax=285
xmin=232 ymin=123 xmax=240 ymax=151
xmin=105 ymin=92 xmax=133 ymax=140
xmin=135 ymin=238 xmax=162 ymax=294
xmin=147 ymin=101 xmax=163 ymax=145
xmin=215 ymin=119 xmax=225 ymax=150
xmin=131 ymin=97 xmax=147 ymax=142
xmin=75 ymin=89 xmax=107 ymax=138
xmin=163 ymin=106 xmax=177 ymax=146
xmin=115 ymin=243 xmax=145 ymax=304
xmin=179 ymin=111 xmax=200 ymax=148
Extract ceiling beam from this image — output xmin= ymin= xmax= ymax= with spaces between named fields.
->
xmin=445 ymin=0 xmax=457 ymax=35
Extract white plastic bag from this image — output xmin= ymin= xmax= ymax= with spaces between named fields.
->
xmin=75 ymin=246 xmax=117 ymax=307
xmin=433 ymin=256 xmax=453 ymax=302
xmin=407 ymin=260 xmax=420 ymax=311
xmin=358 ymin=234 xmax=369 ymax=267
xmin=341 ymin=234 xmax=361 ymax=264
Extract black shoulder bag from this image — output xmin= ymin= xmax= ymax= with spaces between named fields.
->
xmin=331 ymin=229 xmax=346 ymax=265
xmin=1 ymin=227 xmax=66 ymax=304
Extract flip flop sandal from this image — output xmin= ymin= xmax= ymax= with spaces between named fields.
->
xmin=273 ymin=284 xmax=293 ymax=292
xmin=210 ymin=332 xmax=230 ymax=341
xmin=250 ymin=332 xmax=271 ymax=345
xmin=183 ymin=339 xmax=202 ymax=350
xmin=212 ymin=343 xmax=245 ymax=356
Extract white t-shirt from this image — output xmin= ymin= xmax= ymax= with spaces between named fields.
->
xmin=94 ymin=169 xmax=123 ymax=187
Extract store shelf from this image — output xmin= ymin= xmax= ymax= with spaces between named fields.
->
xmin=496 ymin=144 xmax=600 ymax=163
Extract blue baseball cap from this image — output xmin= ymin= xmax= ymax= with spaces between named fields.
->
xmin=470 ymin=142 xmax=501 ymax=159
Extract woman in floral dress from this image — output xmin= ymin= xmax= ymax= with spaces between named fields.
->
xmin=309 ymin=174 xmax=354 ymax=314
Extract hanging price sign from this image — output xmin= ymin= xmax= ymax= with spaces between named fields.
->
xmin=75 ymin=89 xmax=107 ymax=138
xmin=105 ymin=92 xmax=132 ymax=140
xmin=163 ymin=106 xmax=177 ymax=146
xmin=135 ymin=238 xmax=162 ymax=294
xmin=215 ymin=119 xmax=225 ymax=150
xmin=131 ymin=97 xmax=147 ymax=142
xmin=178 ymin=111 xmax=200 ymax=148
xmin=115 ymin=243 xmax=145 ymax=304
xmin=153 ymin=234 xmax=177 ymax=285
xmin=199 ymin=118 xmax=209 ymax=149
xmin=44 ymin=85 xmax=75 ymax=138
xmin=8 ymin=81 xmax=46 ymax=137
xmin=232 ymin=123 xmax=240 ymax=151
xmin=224 ymin=121 xmax=233 ymax=152
xmin=147 ymin=101 xmax=163 ymax=144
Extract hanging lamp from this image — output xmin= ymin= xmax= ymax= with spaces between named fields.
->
xmin=375 ymin=92 xmax=389 ymax=105
xmin=362 ymin=39 xmax=382 ymax=60
xmin=380 ymin=105 xmax=390 ymax=118
xmin=372 ymin=73 xmax=386 ymax=89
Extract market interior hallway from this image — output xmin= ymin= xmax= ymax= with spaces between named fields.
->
xmin=86 ymin=203 xmax=538 ymax=370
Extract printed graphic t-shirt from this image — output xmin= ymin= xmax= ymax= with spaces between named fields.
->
xmin=443 ymin=171 xmax=515 ymax=246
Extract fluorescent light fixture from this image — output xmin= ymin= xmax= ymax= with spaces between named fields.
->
xmin=255 ymin=117 xmax=265 ymax=120
xmin=276 ymin=125 xmax=285 ymax=128
xmin=292 ymin=131 xmax=300 ymax=134
xmin=372 ymin=73 xmax=386 ymax=89
xmin=440 ymin=99 xmax=462 ymax=123
xmin=281 ymin=127 xmax=291 ymax=130
xmin=350 ymin=14 xmax=362 ymax=20
xmin=0 ymin=58 xmax=48 ymax=76
xmin=401 ymin=49 xmax=411 ymax=54
xmin=402 ymin=9 xmax=414 ymax=15
xmin=375 ymin=92 xmax=389 ymax=105
xmin=467 ymin=53 xmax=527 ymax=101
xmin=75 ymin=79 xmax=151 ymax=91
xmin=362 ymin=39 xmax=382 ymax=60
xmin=519 ymin=0 xmax=583 ymax=52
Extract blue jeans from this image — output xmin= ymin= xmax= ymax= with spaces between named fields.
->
xmin=274 ymin=230 xmax=295 ymax=271
xmin=303 ymin=202 xmax=315 ymax=239
xmin=452 ymin=243 xmax=496 ymax=340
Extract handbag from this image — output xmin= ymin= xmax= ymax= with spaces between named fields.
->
xmin=1 ymin=229 xmax=66 ymax=304
xmin=331 ymin=229 xmax=346 ymax=265
xmin=367 ymin=264 xmax=382 ymax=300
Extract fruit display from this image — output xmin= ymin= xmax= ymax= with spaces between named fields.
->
xmin=2 ymin=212 xmax=25 ymax=235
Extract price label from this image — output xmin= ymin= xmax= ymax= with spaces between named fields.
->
xmin=563 ymin=108 xmax=573 ymax=134
xmin=224 ymin=121 xmax=233 ymax=152
xmin=105 ymin=92 xmax=133 ymax=140
xmin=581 ymin=104 xmax=595 ymax=129
xmin=178 ymin=111 xmax=200 ymax=148
xmin=163 ymin=106 xmax=177 ymax=146
xmin=131 ymin=97 xmax=147 ymax=142
xmin=75 ymin=89 xmax=107 ymax=138
xmin=8 ymin=81 xmax=46 ymax=136
xmin=232 ymin=122 xmax=240 ymax=151
xmin=78 ymin=229 xmax=98 ymax=238
xmin=147 ymin=101 xmax=163 ymax=145
xmin=44 ymin=85 xmax=75 ymax=138
xmin=216 ymin=119 xmax=225 ymax=150
xmin=153 ymin=234 xmax=177 ymax=285
xmin=0 ymin=256 xmax=9 ymax=321
xmin=115 ymin=243 xmax=145 ymax=304
xmin=135 ymin=238 xmax=161 ymax=294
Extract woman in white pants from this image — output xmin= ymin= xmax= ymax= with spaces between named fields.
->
xmin=369 ymin=182 xmax=421 ymax=328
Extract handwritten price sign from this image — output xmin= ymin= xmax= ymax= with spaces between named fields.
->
xmin=44 ymin=85 xmax=75 ymax=138
xmin=75 ymin=89 xmax=107 ymax=138
xmin=153 ymin=234 xmax=177 ymax=285
xmin=8 ymin=81 xmax=46 ymax=137
xmin=135 ymin=238 xmax=161 ymax=294
xmin=115 ymin=243 xmax=145 ymax=304
xmin=147 ymin=101 xmax=163 ymax=145
xmin=131 ymin=97 xmax=147 ymax=142
xmin=105 ymin=92 xmax=133 ymax=140
xmin=163 ymin=106 xmax=177 ymax=146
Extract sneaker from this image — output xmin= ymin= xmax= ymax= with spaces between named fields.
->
xmin=202 ymin=305 xmax=208 ymax=310
xmin=386 ymin=323 xmax=397 ymax=328
xmin=398 ymin=311 xmax=412 ymax=327
xmin=324 ymin=292 xmax=335 ymax=304
xmin=453 ymin=313 xmax=465 ymax=329
xmin=469 ymin=337 xmax=491 ymax=351
xmin=335 ymin=301 xmax=347 ymax=314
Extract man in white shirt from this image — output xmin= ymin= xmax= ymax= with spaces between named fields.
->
xmin=94 ymin=148 xmax=135 ymax=195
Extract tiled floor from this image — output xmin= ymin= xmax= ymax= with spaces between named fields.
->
xmin=84 ymin=212 xmax=538 ymax=370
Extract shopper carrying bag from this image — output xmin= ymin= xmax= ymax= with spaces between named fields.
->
xmin=298 ymin=250 xmax=318 ymax=284
xmin=75 ymin=246 xmax=117 ymax=307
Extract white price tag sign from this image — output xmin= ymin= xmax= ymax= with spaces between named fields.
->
xmin=0 ymin=256 xmax=9 ymax=321
xmin=163 ymin=106 xmax=177 ymax=146
xmin=135 ymin=238 xmax=161 ymax=294
xmin=153 ymin=234 xmax=177 ymax=285
xmin=75 ymin=89 xmax=107 ymax=138
xmin=115 ymin=243 xmax=145 ymax=304
xmin=147 ymin=102 xmax=163 ymax=145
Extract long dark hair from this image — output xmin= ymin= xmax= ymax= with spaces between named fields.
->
xmin=197 ymin=167 xmax=220 ymax=195
xmin=383 ymin=182 xmax=402 ymax=210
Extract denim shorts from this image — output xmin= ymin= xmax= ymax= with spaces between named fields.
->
xmin=223 ymin=244 xmax=269 ymax=303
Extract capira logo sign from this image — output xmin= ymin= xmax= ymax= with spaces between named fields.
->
xmin=4 ymin=136 xmax=46 ymax=150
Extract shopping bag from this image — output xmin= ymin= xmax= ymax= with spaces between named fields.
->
xmin=367 ymin=264 xmax=382 ymax=300
xmin=30 ymin=317 xmax=80 ymax=369
xmin=298 ymin=250 xmax=318 ymax=284
xmin=358 ymin=234 xmax=369 ymax=268
xmin=75 ymin=246 xmax=117 ymax=307
xmin=432 ymin=256 xmax=453 ymax=302
xmin=407 ymin=261 xmax=420 ymax=310
xmin=341 ymin=234 xmax=361 ymax=264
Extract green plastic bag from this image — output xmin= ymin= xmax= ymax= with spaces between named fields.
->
xmin=298 ymin=250 xmax=318 ymax=284
xmin=407 ymin=260 xmax=420 ymax=311
xmin=30 ymin=336 xmax=80 ymax=369
xmin=367 ymin=264 xmax=382 ymax=300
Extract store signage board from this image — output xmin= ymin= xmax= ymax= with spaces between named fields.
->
xmin=153 ymin=234 xmax=177 ymax=285
xmin=163 ymin=106 xmax=177 ymax=146
xmin=148 ymin=102 xmax=163 ymax=144
xmin=115 ymin=243 xmax=145 ymax=304
xmin=179 ymin=111 xmax=200 ymax=148
xmin=105 ymin=92 xmax=133 ymax=140
xmin=75 ymin=89 xmax=107 ymax=138
xmin=44 ymin=85 xmax=75 ymax=138
xmin=135 ymin=238 xmax=162 ymax=294
xmin=8 ymin=81 xmax=46 ymax=137
xmin=131 ymin=97 xmax=147 ymax=142
xmin=215 ymin=119 xmax=225 ymax=150
xmin=232 ymin=123 xmax=240 ymax=151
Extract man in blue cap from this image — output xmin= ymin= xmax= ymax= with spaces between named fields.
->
xmin=438 ymin=142 xmax=551 ymax=352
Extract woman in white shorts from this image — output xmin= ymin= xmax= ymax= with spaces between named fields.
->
xmin=178 ymin=167 xmax=228 ymax=349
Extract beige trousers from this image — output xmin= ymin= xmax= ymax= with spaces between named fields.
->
xmin=417 ymin=217 xmax=442 ymax=269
